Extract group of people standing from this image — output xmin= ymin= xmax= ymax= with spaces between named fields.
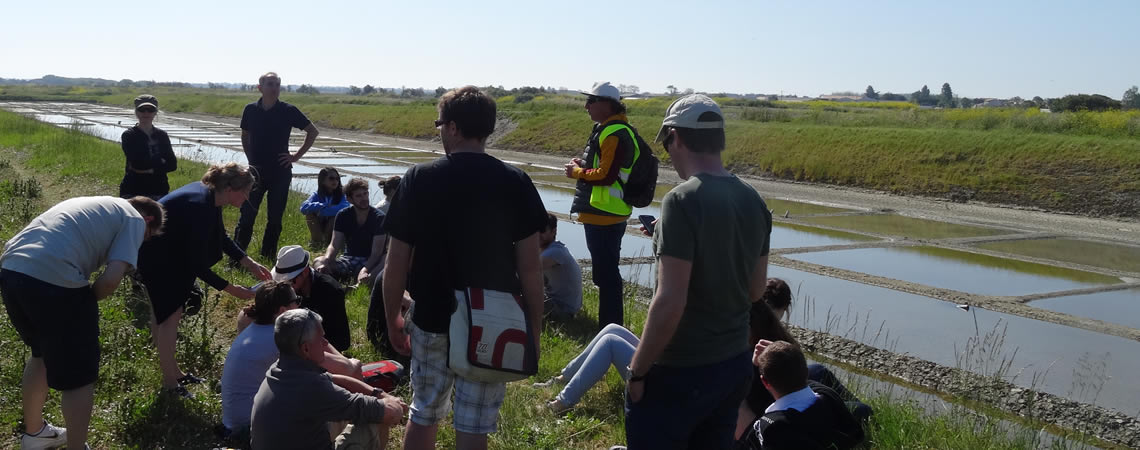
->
xmin=1 ymin=72 xmax=869 ymax=450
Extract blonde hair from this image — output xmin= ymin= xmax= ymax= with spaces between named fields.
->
xmin=201 ymin=163 xmax=255 ymax=192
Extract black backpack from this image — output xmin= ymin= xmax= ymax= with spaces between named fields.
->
xmin=608 ymin=121 xmax=659 ymax=208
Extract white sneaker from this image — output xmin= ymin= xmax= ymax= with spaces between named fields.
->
xmin=20 ymin=421 xmax=67 ymax=449
xmin=532 ymin=376 xmax=565 ymax=388
xmin=546 ymin=398 xmax=572 ymax=414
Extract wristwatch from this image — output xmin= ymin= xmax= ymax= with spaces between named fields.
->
xmin=371 ymin=387 xmax=384 ymax=397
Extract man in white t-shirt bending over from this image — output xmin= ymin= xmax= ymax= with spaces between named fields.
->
xmin=0 ymin=196 xmax=164 ymax=450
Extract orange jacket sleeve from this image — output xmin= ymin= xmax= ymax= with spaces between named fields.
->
xmin=572 ymin=134 xmax=624 ymax=186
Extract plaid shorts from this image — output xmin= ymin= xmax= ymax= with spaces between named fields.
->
xmin=407 ymin=317 xmax=506 ymax=434
xmin=332 ymin=255 xmax=368 ymax=279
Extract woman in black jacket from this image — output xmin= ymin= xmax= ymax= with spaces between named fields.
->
xmin=137 ymin=163 xmax=272 ymax=397
xmin=120 ymin=94 xmax=177 ymax=199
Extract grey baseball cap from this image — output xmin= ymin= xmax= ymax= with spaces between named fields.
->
xmin=654 ymin=94 xmax=725 ymax=143
xmin=579 ymin=81 xmax=622 ymax=102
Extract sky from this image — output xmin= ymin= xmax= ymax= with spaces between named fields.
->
xmin=2 ymin=0 xmax=1138 ymax=99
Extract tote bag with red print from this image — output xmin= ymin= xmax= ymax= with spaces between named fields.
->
xmin=447 ymin=287 xmax=538 ymax=383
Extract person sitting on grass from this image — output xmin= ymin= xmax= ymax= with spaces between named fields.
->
xmin=737 ymin=341 xmax=864 ymax=450
xmin=251 ymin=309 xmax=407 ymax=450
xmin=301 ymin=167 xmax=350 ymax=249
xmin=539 ymin=213 xmax=582 ymax=320
xmin=259 ymin=245 xmax=353 ymax=352
xmin=537 ymin=291 xmax=797 ymax=415
xmin=375 ymin=175 xmax=400 ymax=214
xmin=314 ymin=177 xmax=387 ymax=287
xmin=735 ymin=278 xmax=873 ymax=440
xmin=223 ymin=280 xmax=364 ymax=440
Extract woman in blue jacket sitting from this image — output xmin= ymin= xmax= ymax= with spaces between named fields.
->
xmin=301 ymin=167 xmax=350 ymax=248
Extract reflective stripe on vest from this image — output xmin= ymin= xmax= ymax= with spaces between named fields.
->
xmin=588 ymin=123 xmax=641 ymax=216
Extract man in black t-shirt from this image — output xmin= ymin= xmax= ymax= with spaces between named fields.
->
xmin=314 ymin=177 xmax=386 ymax=286
xmin=382 ymin=86 xmax=547 ymax=449
xmin=234 ymin=72 xmax=320 ymax=260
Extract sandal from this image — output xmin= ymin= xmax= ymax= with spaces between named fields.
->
xmin=177 ymin=374 xmax=205 ymax=385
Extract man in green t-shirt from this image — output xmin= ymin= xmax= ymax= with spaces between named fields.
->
xmin=624 ymin=94 xmax=773 ymax=449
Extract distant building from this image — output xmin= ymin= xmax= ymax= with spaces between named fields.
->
xmin=974 ymin=98 xmax=1008 ymax=108
xmin=818 ymin=95 xmax=878 ymax=102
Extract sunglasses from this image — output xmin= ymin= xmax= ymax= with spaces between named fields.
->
xmin=137 ymin=107 xmax=157 ymax=113
xmin=662 ymin=129 xmax=675 ymax=152
xmin=296 ymin=309 xmax=317 ymax=350
xmin=586 ymin=96 xmax=600 ymax=105
xmin=434 ymin=119 xmax=449 ymax=127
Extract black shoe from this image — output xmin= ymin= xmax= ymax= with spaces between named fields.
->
xmin=178 ymin=374 xmax=205 ymax=385
xmin=166 ymin=385 xmax=194 ymax=399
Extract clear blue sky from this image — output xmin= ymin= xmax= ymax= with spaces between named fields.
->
xmin=2 ymin=0 xmax=1137 ymax=99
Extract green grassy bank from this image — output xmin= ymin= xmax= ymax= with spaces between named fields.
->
xmin=0 ymin=110 xmax=1109 ymax=449
xmin=4 ymin=85 xmax=1140 ymax=217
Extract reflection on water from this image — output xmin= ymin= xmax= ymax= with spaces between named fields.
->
xmin=976 ymin=238 xmax=1140 ymax=273
xmin=772 ymin=266 xmax=1140 ymax=414
xmin=621 ymin=263 xmax=656 ymax=289
xmin=802 ymin=214 xmax=1007 ymax=239
xmin=772 ymin=223 xmax=877 ymax=249
xmin=335 ymin=165 xmax=412 ymax=175
xmin=765 ymin=198 xmax=851 ymax=215
xmin=787 ymin=246 xmax=1120 ymax=296
xmin=301 ymin=157 xmax=383 ymax=166
xmin=1030 ymin=288 xmax=1140 ymax=330
xmin=555 ymin=220 xmax=653 ymax=260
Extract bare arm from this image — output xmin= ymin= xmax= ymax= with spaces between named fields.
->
xmin=358 ymin=234 xmax=387 ymax=282
xmin=324 ymin=231 xmax=346 ymax=261
xmin=383 ymin=238 xmax=413 ymax=355
xmin=241 ymin=130 xmax=252 ymax=157
xmin=329 ymin=373 xmax=374 ymax=394
xmin=321 ymin=342 xmax=363 ymax=378
xmin=92 ymin=260 xmax=131 ymax=300
xmin=296 ymin=123 xmax=319 ymax=160
xmin=628 ymin=255 xmax=693 ymax=377
xmin=748 ymin=255 xmax=770 ymax=302
xmin=515 ymin=233 xmax=544 ymax=359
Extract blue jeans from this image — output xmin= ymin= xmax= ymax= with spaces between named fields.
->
xmin=625 ymin=351 xmax=753 ymax=449
xmin=234 ymin=166 xmax=291 ymax=259
xmin=556 ymin=324 xmax=638 ymax=406
xmin=584 ymin=222 xmax=625 ymax=329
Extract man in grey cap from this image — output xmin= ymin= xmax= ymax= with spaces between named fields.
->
xmin=564 ymin=81 xmax=638 ymax=330
xmin=623 ymin=95 xmax=772 ymax=448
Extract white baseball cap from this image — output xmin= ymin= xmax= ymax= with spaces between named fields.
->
xmin=579 ymin=81 xmax=622 ymax=102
